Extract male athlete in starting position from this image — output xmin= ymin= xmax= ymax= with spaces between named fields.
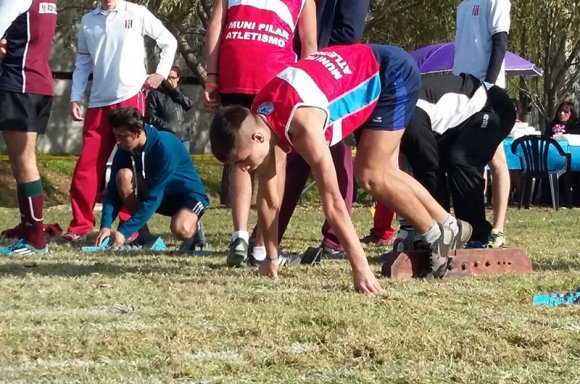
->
xmin=210 ymin=43 xmax=471 ymax=293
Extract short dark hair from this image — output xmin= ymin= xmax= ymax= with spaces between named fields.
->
xmin=210 ymin=106 xmax=251 ymax=163
xmin=170 ymin=65 xmax=181 ymax=77
xmin=108 ymin=107 xmax=144 ymax=134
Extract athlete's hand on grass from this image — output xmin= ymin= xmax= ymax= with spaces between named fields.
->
xmin=0 ymin=38 xmax=7 ymax=60
xmin=352 ymin=268 xmax=383 ymax=294
xmin=110 ymin=231 xmax=126 ymax=248
xmin=95 ymin=228 xmax=111 ymax=246
xmin=258 ymin=258 xmax=279 ymax=279
xmin=143 ymin=73 xmax=164 ymax=90
xmin=70 ymin=101 xmax=84 ymax=121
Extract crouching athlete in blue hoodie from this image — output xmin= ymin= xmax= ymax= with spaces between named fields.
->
xmin=96 ymin=107 xmax=209 ymax=249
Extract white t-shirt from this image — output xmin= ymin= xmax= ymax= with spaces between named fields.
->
xmin=0 ymin=0 xmax=32 ymax=37
xmin=453 ymin=0 xmax=511 ymax=88
xmin=71 ymin=0 xmax=177 ymax=107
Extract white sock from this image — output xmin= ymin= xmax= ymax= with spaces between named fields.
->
xmin=231 ymin=230 xmax=249 ymax=243
xmin=443 ymin=215 xmax=459 ymax=236
xmin=416 ymin=220 xmax=441 ymax=244
xmin=252 ymin=245 xmax=266 ymax=261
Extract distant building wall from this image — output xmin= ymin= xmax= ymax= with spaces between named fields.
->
xmin=0 ymin=80 xmax=212 ymax=155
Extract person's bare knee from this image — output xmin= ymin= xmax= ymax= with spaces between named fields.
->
xmin=354 ymin=165 xmax=389 ymax=196
xmin=171 ymin=212 xmax=198 ymax=240
xmin=115 ymin=168 xmax=135 ymax=198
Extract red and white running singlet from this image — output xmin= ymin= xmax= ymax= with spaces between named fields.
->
xmin=218 ymin=0 xmax=305 ymax=95
xmin=251 ymin=44 xmax=381 ymax=152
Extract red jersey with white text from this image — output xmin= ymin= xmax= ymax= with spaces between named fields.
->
xmin=218 ymin=0 xmax=305 ymax=95
xmin=0 ymin=0 xmax=57 ymax=95
xmin=251 ymin=44 xmax=381 ymax=152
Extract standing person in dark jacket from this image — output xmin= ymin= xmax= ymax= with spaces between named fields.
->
xmin=146 ymin=65 xmax=194 ymax=151
xmin=96 ymin=107 xmax=209 ymax=249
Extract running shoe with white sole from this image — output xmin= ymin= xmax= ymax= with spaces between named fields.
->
xmin=0 ymin=239 xmax=48 ymax=256
xmin=453 ymin=219 xmax=473 ymax=250
xmin=487 ymin=229 xmax=505 ymax=248
xmin=414 ymin=223 xmax=454 ymax=279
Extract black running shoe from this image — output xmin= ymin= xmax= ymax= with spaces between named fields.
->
xmin=227 ymin=237 xmax=248 ymax=267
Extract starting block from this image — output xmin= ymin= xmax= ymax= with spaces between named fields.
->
xmin=381 ymin=247 xmax=532 ymax=279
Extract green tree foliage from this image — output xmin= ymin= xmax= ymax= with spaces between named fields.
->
xmin=365 ymin=0 xmax=456 ymax=50
xmin=55 ymin=0 xmax=580 ymax=126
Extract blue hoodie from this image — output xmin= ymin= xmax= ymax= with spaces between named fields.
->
xmin=101 ymin=125 xmax=209 ymax=237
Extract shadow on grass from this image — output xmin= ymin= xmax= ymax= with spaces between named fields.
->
xmin=0 ymin=261 xmax=183 ymax=277
xmin=531 ymin=258 xmax=580 ymax=272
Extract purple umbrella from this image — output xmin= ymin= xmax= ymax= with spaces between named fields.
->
xmin=411 ymin=42 xmax=542 ymax=76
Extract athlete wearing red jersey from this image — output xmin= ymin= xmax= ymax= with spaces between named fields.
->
xmin=204 ymin=0 xmax=317 ymax=267
xmin=210 ymin=44 xmax=472 ymax=293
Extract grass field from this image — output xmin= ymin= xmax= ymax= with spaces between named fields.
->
xmin=0 ymin=162 xmax=579 ymax=383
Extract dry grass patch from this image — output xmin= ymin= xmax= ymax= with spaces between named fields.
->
xmin=0 ymin=206 xmax=579 ymax=383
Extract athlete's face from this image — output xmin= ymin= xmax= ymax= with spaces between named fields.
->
xmin=113 ymin=126 xmax=144 ymax=151
xmin=100 ymin=0 xmax=119 ymax=10
xmin=230 ymin=130 xmax=270 ymax=172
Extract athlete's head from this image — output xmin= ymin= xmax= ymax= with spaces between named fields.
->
xmin=108 ymin=107 xmax=146 ymax=151
xmin=210 ymin=106 xmax=272 ymax=172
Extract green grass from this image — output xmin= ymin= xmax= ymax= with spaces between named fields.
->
xmin=0 ymin=202 xmax=579 ymax=383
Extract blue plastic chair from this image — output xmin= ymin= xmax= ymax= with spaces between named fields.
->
xmin=511 ymin=135 xmax=570 ymax=210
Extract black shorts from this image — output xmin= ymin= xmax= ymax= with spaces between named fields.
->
xmin=0 ymin=90 xmax=52 ymax=133
xmin=156 ymin=194 xmax=207 ymax=218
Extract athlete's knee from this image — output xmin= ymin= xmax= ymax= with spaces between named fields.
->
xmin=171 ymin=218 xmax=197 ymax=240
xmin=115 ymin=168 xmax=134 ymax=184
xmin=354 ymin=166 xmax=386 ymax=195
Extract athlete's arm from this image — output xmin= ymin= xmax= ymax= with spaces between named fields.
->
xmin=486 ymin=0 xmax=510 ymax=84
xmin=485 ymin=32 xmax=508 ymax=84
xmin=141 ymin=7 xmax=177 ymax=88
xmin=203 ymin=0 xmax=227 ymax=111
xmin=256 ymin=144 xmax=287 ymax=278
xmin=297 ymin=0 xmax=318 ymax=58
xmin=289 ymin=107 xmax=382 ymax=294
xmin=70 ymin=17 xmax=93 ymax=120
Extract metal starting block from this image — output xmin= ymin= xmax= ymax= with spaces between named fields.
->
xmin=381 ymin=247 xmax=532 ymax=279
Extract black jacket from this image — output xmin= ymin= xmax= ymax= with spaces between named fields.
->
xmin=145 ymin=84 xmax=194 ymax=141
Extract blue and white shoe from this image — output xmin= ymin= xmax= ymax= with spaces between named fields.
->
xmin=0 ymin=239 xmax=48 ymax=256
